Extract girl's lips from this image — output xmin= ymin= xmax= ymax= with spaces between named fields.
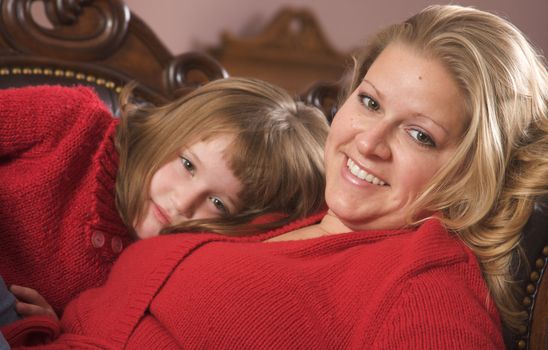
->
xmin=152 ymin=202 xmax=171 ymax=225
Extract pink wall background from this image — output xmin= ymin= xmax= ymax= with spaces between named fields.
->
xmin=125 ymin=0 xmax=547 ymax=57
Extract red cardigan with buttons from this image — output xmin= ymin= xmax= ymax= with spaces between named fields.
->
xmin=0 ymin=86 xmax=132 ymax=313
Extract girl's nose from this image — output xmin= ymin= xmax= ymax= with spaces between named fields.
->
xmin=171 ymin=186 xmax=203 ymax=220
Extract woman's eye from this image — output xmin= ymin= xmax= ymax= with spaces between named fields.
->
xmin=358 ymin=94 xmax=380 ymax=111
xmin=408 ymin=129 xmax=436 ymax=148
xmin=180 ymin=156 xmax=195 ymax=174
xmin=210 ymin=197 xmax=228 ymax=216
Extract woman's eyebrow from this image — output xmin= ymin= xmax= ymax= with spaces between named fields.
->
xmin=414 ymin=113 xmax=450 ymax=135
xmin=362 ymin=79 xmax=384 ymax=99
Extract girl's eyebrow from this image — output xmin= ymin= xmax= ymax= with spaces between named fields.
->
xmin=183 ymin=148 xmax=203 ymax=167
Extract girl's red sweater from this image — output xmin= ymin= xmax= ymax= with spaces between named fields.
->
xmin=0 ymin=86 xmax=131 ymax=313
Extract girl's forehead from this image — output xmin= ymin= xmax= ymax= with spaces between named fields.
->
xmin=182 ymin=132 xmax=238 ymax=158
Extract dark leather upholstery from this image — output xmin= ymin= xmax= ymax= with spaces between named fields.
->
xmin=509 ymin=197 xmax=548 ymax=350
xmin=0 ymin=66 xmax=122 ymax=116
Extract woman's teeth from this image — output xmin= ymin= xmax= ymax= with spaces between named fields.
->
xmin=347 ymin=158 xmax=386 ymax=186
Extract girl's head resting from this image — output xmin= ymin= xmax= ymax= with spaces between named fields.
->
xmin=116 ymin=77 xmax=329 ymax=237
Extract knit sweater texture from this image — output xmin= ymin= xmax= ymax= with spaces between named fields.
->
xmin=0 ymin=86 xmax=131 ymax=314
xmin=5 ymin=214 xmax=504 ymax=349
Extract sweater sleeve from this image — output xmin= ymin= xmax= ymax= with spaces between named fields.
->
xmin=0 ymin=85 xmax=112 ymax=158
xmin=369 ymin=269 xmax=504 ymax=349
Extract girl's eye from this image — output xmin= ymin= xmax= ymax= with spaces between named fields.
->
xmin=408 ymin=129 xmax=436 ymax=148
xmin=358 ymin=94 xmax=380 ymax=111
xmin=180 ymin=156 xmax=195 ymax=175
xmin=210 ymin=197 xmax=228 ymax=216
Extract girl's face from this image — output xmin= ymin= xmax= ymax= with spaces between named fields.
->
xmin=134 ymin=134 xmax=243 ymax=239
xmin=323 ymin=43 xmax=467 ymax=232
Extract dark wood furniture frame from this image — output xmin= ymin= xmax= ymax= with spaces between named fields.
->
xmin=0 ymin=0 xmax=227 ymax=112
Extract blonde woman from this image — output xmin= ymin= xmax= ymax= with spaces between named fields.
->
xmin=3 ymin=5 xmax=547 ymax=349
xmin=0 ymin=77 xmax=328 ymax=321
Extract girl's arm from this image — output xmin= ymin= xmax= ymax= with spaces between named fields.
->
xmin=0 ymin=85 xmax=111 ymax=158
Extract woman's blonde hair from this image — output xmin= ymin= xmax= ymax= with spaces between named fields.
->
xmin=347 ymin=5 xmax=548 ymax=330
xmin=115 ymin=77 xmax=328 ymax=235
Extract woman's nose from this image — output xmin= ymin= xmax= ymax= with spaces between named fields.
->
xmin=355 ymin=122 xmax=392 ymax=160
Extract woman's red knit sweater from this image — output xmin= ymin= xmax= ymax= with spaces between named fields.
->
xmin=5 ymin=215 xmax=504 ymax=349
xmin=0 ymin=86 xmax=131 ymax=313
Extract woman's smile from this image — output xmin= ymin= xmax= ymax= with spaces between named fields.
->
xmin=346 ymin=157 xmax=387 ymax=186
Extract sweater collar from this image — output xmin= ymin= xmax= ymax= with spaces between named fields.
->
xmin=87 ymin=119 xmax=129 ymax=239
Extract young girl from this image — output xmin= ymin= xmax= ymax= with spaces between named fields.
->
xmin=0 ymin=77 xmax=329 ymax=320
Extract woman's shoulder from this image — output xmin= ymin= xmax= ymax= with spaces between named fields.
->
xmin=381 ymin=219 xmax=480 ymax=283
xmin=368 ymin=268 xmax=504 ymax=348
xmin=360 ymin=220 xmax=503 ymax=348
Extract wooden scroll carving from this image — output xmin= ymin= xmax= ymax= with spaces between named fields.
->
xmin=0 ymin=0 xmax=227 ymax=104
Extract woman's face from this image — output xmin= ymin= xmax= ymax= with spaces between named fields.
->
xmin=134 ymin=134 xmax=243 ymax=239
xmin=324 ymin=43 xmax=467 ymax=231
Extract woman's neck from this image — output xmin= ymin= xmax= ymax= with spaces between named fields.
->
xmin=267 ymin=210 xmax=353 ymax=242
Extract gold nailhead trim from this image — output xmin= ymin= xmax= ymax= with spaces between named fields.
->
xmin=522 ymin=296 xmax=531 ymax=307
xmin=536 ymin=258 xmax=544 ymax=269
xmin=530 ymin=271 xmax=540 ymax=282
xmin=517 ymin=339 xmax=526 ymax=349
xmin=526 ymin=283 xmax=535 ymax=294
xmin=0 ymin=66 xmax=122 ymax=93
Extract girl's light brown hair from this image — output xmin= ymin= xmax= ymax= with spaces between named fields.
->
xmin=346 ymin=5 xmax=548 ymax=330
xmin=115 ymin=77 xmax=329 ymax=236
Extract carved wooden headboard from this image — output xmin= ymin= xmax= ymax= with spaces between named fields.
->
xmin=209 ymin=7 xmax=348 ymax=97
xmin=0 ymin=0 xmax=227 ymax=108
